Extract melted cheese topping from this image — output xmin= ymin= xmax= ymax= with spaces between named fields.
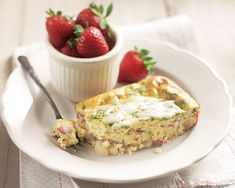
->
xmin=90 ymin=96 xmax=184 ymax=127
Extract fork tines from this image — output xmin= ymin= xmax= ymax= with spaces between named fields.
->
xmin=47 ymin=134 xmax=89 ymax=154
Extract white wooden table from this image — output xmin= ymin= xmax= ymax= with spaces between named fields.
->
xmin=0 ymin=0 xmax=235 ymax=187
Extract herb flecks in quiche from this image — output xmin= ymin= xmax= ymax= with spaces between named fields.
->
xmin=74 ymin=76 xmax=200 ymax=155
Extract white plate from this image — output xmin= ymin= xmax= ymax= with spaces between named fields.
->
xmin=1 ymin=38 xmax=233 ymax=183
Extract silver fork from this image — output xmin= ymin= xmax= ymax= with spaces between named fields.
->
xmin=18 ymin=56 xmax=89 ymax=155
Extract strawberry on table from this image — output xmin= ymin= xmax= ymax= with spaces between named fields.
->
xmin=76 ymin=26 xmax=109 ymax=58
xmin=118 ymin=47 xmax=157 ymax=83
xmin=46 ymin=9 xmax=74 ymax=49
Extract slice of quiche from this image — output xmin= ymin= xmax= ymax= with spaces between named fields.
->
xmin=74 ymin=76 xmax=199 ymax=155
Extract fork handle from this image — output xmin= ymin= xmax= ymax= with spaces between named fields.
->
xmin=18 ymin=56 xmax=63 ymax=119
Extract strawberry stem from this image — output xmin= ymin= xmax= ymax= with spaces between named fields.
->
xmin=46 ymin=8 xmax=56 ymax=16
xmin=67 ymin=38 xmax=77 ymax=49
xmin=99 ymin=19 xmax=108 ymax=30
xmin=74 ymin=24 xmax=84 ymax=37
xmin=134 ymin=46 xmax=157 ymax=72
xmin=89 ymin=2 xmax=113 ymax=36
xmin=57 ymin=10 xmax=62 ymax=16
xmin=89 ymin=2 xmax=101 ymax=16
xmin=64 ymin=15 xmax=73 ymax=21
xmin=46 ymin=8 xmax=64 ymax=17
xmin=99 ymin=4 xmax=104 ymax=14
xmin=105 ymin=3 xmax=113 ymax=18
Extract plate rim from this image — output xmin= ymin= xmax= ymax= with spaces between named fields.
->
xmin=1 ymin=40 xmax=233 ymax=183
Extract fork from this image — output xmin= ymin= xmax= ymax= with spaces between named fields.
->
xmin=18 ymin=55 xmax=88 ymax=155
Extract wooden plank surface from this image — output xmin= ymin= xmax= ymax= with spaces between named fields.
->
xmin=0 ymin=0 xmax=25 ymax=188
xmin=0 ymin=0 xmax=235 ymax=188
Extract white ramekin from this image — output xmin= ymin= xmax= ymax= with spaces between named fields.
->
xmin=45 ymin=26 xmax=123 ymax=102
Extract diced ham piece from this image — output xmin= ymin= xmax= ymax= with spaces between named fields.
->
xmin=152 ymin=139 xmax=164 ymax=147
xmin=58 ymin=125 xmax=72 ymax=134
xmin=136 ymin=128 xmax=144 ymax=133
xmin=171 ymin=120 xmax=178 ymax=128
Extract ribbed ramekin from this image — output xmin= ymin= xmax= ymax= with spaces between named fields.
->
xmin=45 ymin=26 xmax=123 ymax=102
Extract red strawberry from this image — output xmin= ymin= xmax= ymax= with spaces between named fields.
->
xmin=46 ymin=9 xmax=74 ymax=49
xmin=76 ymin=8 xmax=100 ymax=28
xmin=76 ymin=3 xmax=112 ymax=29
xmin=76 ymin=3 xmax=114 ymax=48
xmin=118 ymin=47 xmax=157 ymax=83
xmin=76 ymin=26 xmax=109 ymax=58
xmin=105 ymin=32 xmax=116 ymax=50
xmin=60 ymin=38 xmax=79 ymax=57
